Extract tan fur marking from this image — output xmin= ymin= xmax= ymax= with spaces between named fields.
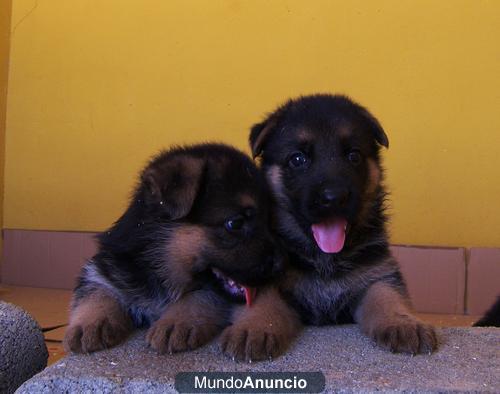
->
xmin=338 ymin=125 xmax=352 ymax=138
xmin=366 ymin=158 xmax=381 ymax=195
xmin=164 ymin=225 xmax=208 ymax=290
xmin=220 ymin=287 xmax=301 ymax=361
xmin=64 ymin=289 xmax=132 ymax=353
xmin=356 ymin=158 xmax=382 ymax=225
xmin=297 ymin=128 xmax=313 ymax=142
xmin=239 ymin=194 xmax=256 ymax=208
xmin=266 ymin=165 xmax=289 ymax=205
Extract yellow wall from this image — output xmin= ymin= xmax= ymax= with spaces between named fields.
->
xmin=4 ymin=0 xmax=500 ymax=247
xmin=0 ymin=0 xmax=12 ymax=261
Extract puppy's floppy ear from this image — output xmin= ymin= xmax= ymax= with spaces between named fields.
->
xmin=142 ymin=152 xmax=205 ymax=220
xmin=250 ymin=102 xmax=290 ymax=159
xmin=358 ymin=107 xmax=389 ymax=149
xmin=250 ymin=116 xmax=278 ymax=159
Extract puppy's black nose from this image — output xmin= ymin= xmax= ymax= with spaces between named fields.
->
xmin=320 ymin=187 xmax=349 ymax=208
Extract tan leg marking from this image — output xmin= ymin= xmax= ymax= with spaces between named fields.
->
xmin=356 ymin=282 xmax=437 ymax=354
xmin=146 ymin=290 xmax=227 ymax=354
xmin=220 ymin=287 xmax=301 ymax=361
xmin=63 ymin=289 xmax=132 ymax=354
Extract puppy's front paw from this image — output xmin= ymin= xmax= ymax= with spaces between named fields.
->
xmin=372 ymin=318 xmax=437 ymax=354
xmin=220 ymin=323 xmax=288 ymax=362
xmin=146 ymin=319 xmax=220 ymax=354
xmin=64 ymin=317 xmax=131 ymax=354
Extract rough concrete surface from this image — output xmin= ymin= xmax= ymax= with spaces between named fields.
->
xmin=0 ymin=301 xmax=48 ymax=394
xmin=19 ymin=326 xmax=499 ymax=393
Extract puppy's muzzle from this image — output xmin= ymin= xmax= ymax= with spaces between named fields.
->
xmin=319 ymin=186 xmax=350 ymax=209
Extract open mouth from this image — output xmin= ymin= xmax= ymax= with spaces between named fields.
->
xmin=311 ymin=217 xmax=348 ymax=254
xmin=211 ymin=268 xmax=256 ymax=306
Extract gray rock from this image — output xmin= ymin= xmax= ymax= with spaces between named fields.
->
xmin=0 ymin=301 xmax=48 ymax=394
xmin=18 ymin=326 xmax=499 ymax=393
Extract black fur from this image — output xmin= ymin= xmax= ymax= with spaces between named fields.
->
xmin=474 ymin=297 xmax=500 ymax=327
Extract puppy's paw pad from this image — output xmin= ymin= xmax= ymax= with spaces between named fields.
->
xmin=64 ymin=318 xmax=130 ymax=354
xmin=146 ymin=320 xmax=174 ymax=354
xmin=186 ymin=324 xmax=220 ymax=349
xmin=220 ymin=325 xmax=287 ymax=362
xmin=147 ymin=320 xmax=219 ymax=354
xmin=373 ymin=320 xmax=437 ymax=354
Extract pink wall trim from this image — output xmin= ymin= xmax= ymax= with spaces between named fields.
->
xmin=467 ymin=248 xmax=500 ymax=315
xmin=1 ymin=230 xmax=498 ymax=315
xmin=2 ymin=229 xmax=97 ymax=290
xmin=391 ymin=246 xmax=465 ymax=314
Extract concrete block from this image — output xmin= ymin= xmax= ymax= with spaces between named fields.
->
xmin=18 ymin=326 xmax=499 ymax=393
xmin=0 ymin=301 xmax=48 ymax=393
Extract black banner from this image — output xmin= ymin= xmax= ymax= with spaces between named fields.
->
xmin=175 ymin=372 xmax=325 ymax=393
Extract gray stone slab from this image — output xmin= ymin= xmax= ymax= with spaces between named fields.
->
xmin=18 ymin=326 xmax=499 ymax=393
xmin=0 ymin=301 xmax=48 ymax=394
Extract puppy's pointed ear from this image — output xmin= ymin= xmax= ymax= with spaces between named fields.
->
xmin=359 ymin=107 xmax=389 ymax=149
xmin=142 ymin=153 xmax=205 ymax=220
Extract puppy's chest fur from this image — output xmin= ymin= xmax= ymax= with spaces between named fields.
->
xmin=281 ymin=255 xmax=398 ymax=325
xmin=284 ymin=272 xmax=352 ymax=324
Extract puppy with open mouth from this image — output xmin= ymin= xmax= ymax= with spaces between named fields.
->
xmin=221 ymin=94 xmax=437 ymax=361
xmin=64 ymin=143 xmax=282 ymax=355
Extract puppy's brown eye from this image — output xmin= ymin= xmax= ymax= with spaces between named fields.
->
xmin=225 ymin=216 xmax=245 ymax=231
xmin=348 ymin=150 xmax=362 ymax=164
xmin=289 ymin=152 xmax=308 ymax=168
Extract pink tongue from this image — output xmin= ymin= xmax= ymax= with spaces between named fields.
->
xmin=311 ymin=218 xmax=347 ymax=253
xmin=244 ymin=287 xmax=257 ymax=307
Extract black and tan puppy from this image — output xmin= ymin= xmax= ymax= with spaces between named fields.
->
xmin=222 ymin=94 xmax=437 ymax=361
xmin=64 ymin=143 xmax=281 ymax=354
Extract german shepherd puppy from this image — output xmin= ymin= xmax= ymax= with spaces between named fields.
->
xmin=221 ymin=94 xmax=437 ymax=361
xmin=64 ymin=143 xmax=282 ymax=354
